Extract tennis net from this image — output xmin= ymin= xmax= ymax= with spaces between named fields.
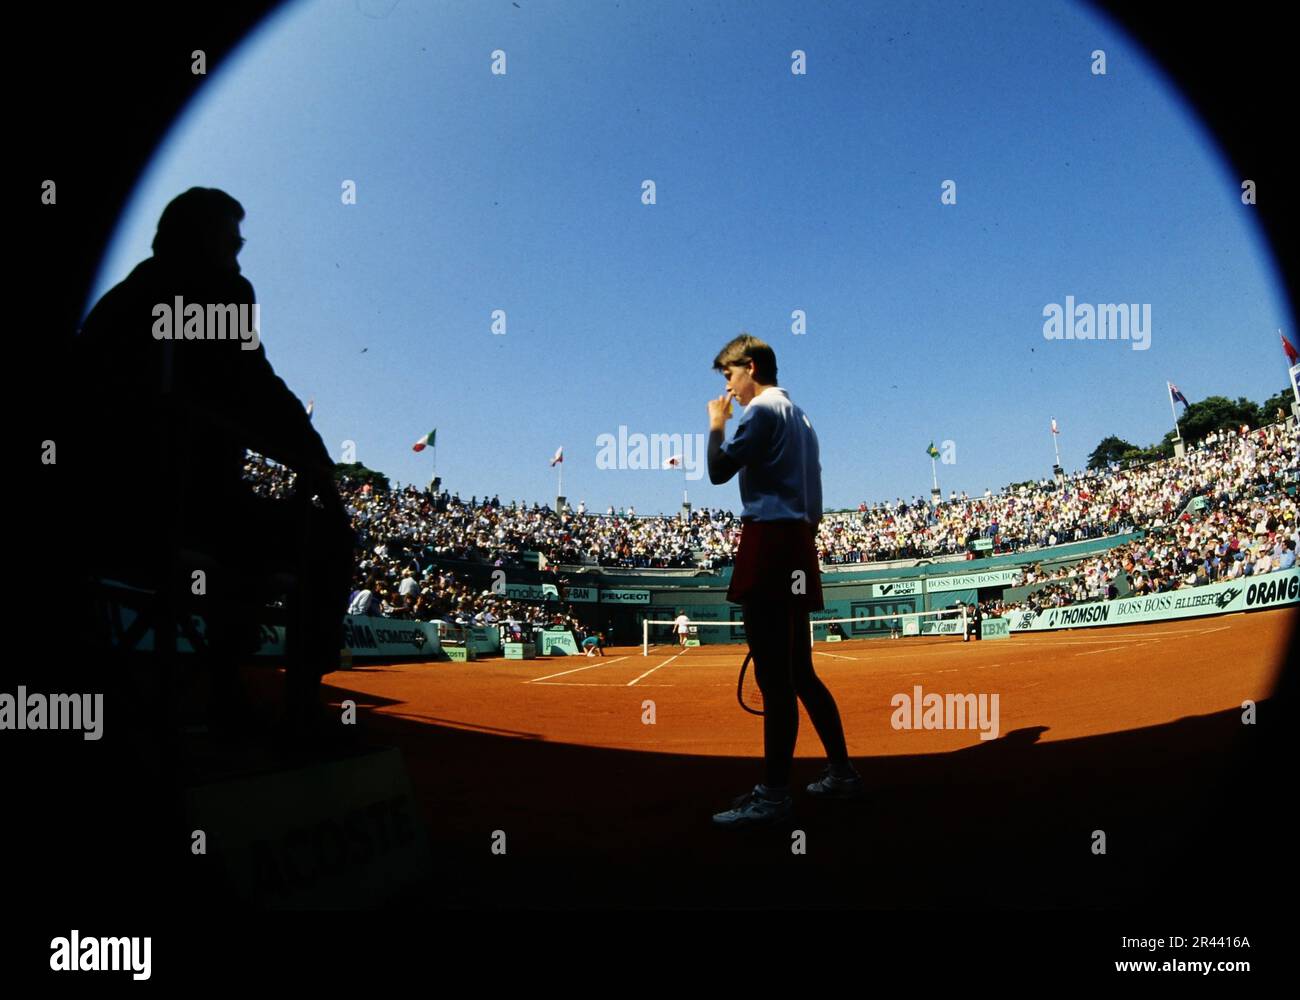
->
xmin=641 ymin=606 xmax=969 ymax=654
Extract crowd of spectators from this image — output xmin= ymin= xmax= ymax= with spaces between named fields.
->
xmin=241 ymin=417 xmax=1298 ymax=629
xmin=343 ymin=561 xmax=604 ymax=642
xmin=821 ymin=419 xmax=1298 ymax=564
xmin=982 ymin=437 xmax=1298 ymax=618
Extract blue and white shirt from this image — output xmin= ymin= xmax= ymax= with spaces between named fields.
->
xmin=711 ymin=386 xmax=823 ymax=525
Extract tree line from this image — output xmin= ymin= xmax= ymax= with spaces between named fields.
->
xmin=1086 ymin=386 xmax=1295 ymax=471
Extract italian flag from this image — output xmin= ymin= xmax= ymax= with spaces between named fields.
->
xmin=412 ymin=429 xmax=437 ymax=452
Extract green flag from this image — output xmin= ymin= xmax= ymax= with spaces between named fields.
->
xmin=926 ymin=442 xmax=940 ymax=458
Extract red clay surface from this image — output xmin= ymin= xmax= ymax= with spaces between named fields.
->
xmin=308 ymin=607 xmax=1294 ymax=909
xmin=328 ymin=614 xmax=1289 ymax=758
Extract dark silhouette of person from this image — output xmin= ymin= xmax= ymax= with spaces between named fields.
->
xmin=68 ymin=187 xmax=355 ymax=741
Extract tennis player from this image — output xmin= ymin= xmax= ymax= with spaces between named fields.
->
xmin=706 ymin=334 xmax=865 ymax=828
xmin=673 ymin=610 xmax=691 ymax=646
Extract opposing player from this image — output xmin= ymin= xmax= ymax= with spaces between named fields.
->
xmin=673 ymin=609 xmax=691 ymax=647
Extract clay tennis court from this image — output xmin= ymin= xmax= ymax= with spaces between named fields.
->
xmin=311 ymin=607 xmax=1293 ymax=908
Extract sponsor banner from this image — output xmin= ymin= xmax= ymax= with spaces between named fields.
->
xmin=503 ymin=582 xmax=544 ymax=601
xmin=182 ymin=747 xmax=433 ymax=908
xmin=500 ymin=583 xmax=615 ymax=604
xmin=1006 ymin=569 xmax=1300 ymax=632
xmin=100 ymin=589 xmax=442 ymax=660
xmin=981 ymin=618 xmax=1011 ymax=640
xmin=466 ymin=625 xmax=501 ymax=655
xmin=536 ymin=629 xmax=579 ymax=655
xmin=874 ymin=581 xmax=921 ymax=597
xmin=101 ymin=594 xmax=236 ymax=655
xmin=1244 ymin=571 xmax=1300 ymax=609
xmin=928 ymin=570 xmax=1022 ymax=592
xmin=341 ymin=616 xmax=442 ymax=657
xmin=920 ymin=620 xmax=964 ymax=635
xmin=603 ymin=588 xmax=650 ymax=605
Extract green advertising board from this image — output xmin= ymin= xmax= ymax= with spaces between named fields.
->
xmin=537 ymin=629 xmax=580 ymax=655
xmin=980 ymin=618 xmax=1011 ymax=640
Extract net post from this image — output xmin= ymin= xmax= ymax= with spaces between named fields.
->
xmin=642 ymin=618 xmax=648 ymax=657
xmin=962 ymin=606 xmax=969 ymax=642
xmin=809 ymin=618 xmax=815 ymax=649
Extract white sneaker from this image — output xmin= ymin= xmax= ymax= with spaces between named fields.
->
xmin=711 ymin=785 xmax=793 ymax=828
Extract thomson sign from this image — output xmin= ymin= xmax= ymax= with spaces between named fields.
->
xmin=1047 ymin=604 xmax=1111 ymax=627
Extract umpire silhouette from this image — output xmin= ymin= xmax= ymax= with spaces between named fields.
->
xmin=69 ymin=187 xmax=355 ymax=742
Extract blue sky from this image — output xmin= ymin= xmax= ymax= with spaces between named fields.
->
xmin=89 ymin=0 xmax=1294 ymax=513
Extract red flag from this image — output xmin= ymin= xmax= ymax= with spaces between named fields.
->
xmin=1281 ymin=329 xmax=1299 ymax=366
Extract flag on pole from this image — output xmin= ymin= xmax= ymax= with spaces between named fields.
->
xmin=305 ymin=399 xmax=314 ymax=420
xmin=1169 ymin=384 xmax=1189 ymax=409
xmin=1051 ymin=418 xmax=1059 ymax=435
xmin=662 ymin=455 xmax=682 ymax=469
xmin=412 ymin=429 xmax=437 ymax=452
xmin=550 ymin=446 xmax=564 ymax=466
xmin=925 ymin=442 xmax=940 ymax=458
xmin=1281 ymin=329 xmax=1299 ymax=367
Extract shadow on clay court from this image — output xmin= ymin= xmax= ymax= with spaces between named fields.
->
xmin=12 ymin=638 xmax=1292 ymax=913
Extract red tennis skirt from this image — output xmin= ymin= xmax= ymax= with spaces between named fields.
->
xmin=726 ymin=519 xmax=824 ymax=611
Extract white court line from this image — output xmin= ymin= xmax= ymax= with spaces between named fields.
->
xmin=627 ymin=650 xmax=686 ymax=686
xmin=1040 ymin=638 xmax=1163 ymax=646
xmin=813 ymin=650 xmax=859 ymax=660
xmin=1027 ymin=626 xmax=1222 ymax=640
xmin=532 ymin=681 xmax=675 ymax=687
xmin=1074 ymin=641 xmax=1158 ymax=656
xmin=527 ymin=655 xmax=630 ymax=682
xmin=1032 ymin=632 xmax=1209 ymax=644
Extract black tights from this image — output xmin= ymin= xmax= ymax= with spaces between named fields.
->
xmin=743 ymin=602 xmax=851 ymax=789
